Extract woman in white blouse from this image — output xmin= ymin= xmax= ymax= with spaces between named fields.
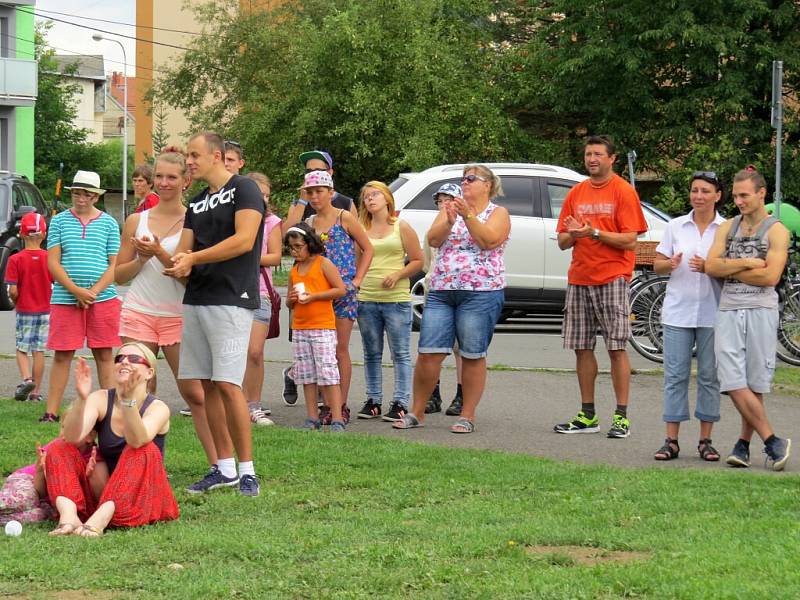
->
xmin=652 ymin=172 xmax=726 ymax=461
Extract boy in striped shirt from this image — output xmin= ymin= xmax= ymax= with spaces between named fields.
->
xmin=40 ymin=170 xmax=121 ymax=423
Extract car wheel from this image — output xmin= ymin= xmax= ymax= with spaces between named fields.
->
xmin=0 ymin=247 xmax=15 ymax=311
xmin=410 ymin=273 xmax=426 ymax=331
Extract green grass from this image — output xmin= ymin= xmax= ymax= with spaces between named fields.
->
xmin=1 ymin=400 xmax=799 ymax=599
xmin=774 ymin=365 xmax=800 ymax=395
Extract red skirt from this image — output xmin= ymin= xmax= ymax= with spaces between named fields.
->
xmin=46 ymin=439 xmax=179 ymax=527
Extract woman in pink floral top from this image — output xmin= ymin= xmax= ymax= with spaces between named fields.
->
xmin=394 ymin=164 xmax=510 ymax=434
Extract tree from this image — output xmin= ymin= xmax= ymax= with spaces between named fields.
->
xmin=34 ymin=24 xmax=90 ymax=205
xmin=154 ymin=0 xmax=532 ymax=206
xmin=151 ymin=100 xmax=169 ymax=156
xmin=503 ymin=0 xmax=800 ymax=211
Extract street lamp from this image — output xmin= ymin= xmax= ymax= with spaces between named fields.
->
xmin=92 ymin=33 xmax=128 ymax=219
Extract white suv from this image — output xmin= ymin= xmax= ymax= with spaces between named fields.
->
xmin=389 ymin=163 xmax=668 ymax=326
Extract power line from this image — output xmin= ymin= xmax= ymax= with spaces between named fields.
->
xmin=9 ymin=6 xmax=194 ymax=52
xmin=27 ymin=6 xmax=202 ymax=36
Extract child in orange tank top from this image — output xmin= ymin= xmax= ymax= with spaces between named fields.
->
xmin=285 ymin=224 xmax=347 ymax=430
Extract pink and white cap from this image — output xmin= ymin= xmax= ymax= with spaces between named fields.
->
xmin=299 ymin=170 xmax=334 ymax=190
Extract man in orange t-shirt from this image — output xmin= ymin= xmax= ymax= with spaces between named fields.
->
xmin=553 ymin=135 xmax=648 ymax=439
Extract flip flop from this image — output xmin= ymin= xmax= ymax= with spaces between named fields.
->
xmin=392 ymin=414 xmax=422 ymax=430
xmin=49 ymin=522 xmax=79 ymax=536
xmin=450 ymin=418 xmax=475 ymax=434
xmin=76 ymin=524 xmax=103 ymax=537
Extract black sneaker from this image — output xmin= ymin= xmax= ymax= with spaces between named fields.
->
xmin=38 ymin=412 xmax=59 ymax=423
xmin=425 ymin=385 xmax=442 ymax=414
xmin=179 ymin=406 xmax=192 ymax=417
xmin=764 ymin=437 xmax=792 ymax=472
xmin=445 ymin=395 xmax=463 ymax=416
xmin=382 ymin=402 xmax=408 ymax=422
xmin=282 ymin=367 xmax=298 ymax=406
xmin=186 ymin=465 xmax=239 ymax=494
xmin=553 ymin=411 xmax=599 ymax=434
xmin=239 ymin=474 xmax=260 ymax=497
xmin=726 ymin=440 xmax=751 ymax=468
xmin=15 ymin=379 xmax=35 ymax=401
xmin=357 ymin=400 xmax=382 ymax=419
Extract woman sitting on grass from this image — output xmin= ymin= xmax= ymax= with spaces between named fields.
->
xmin=45 ymin=343 xmax=178 ymax=537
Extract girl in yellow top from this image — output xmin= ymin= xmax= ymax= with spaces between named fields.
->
xmin=285 ymin=224 xmax=347 ymax=431
xmin=355 ymin=182 xmax=423 ymax=423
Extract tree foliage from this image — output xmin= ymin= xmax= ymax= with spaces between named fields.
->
xmin=34 ymin=24 xmax=133 ymax=208
xmin=153 ymin=0 xmax=800 ymax=213
xmin=504 ymin=0 xmax=800 ymax=212
xmin=155 ymin=0 xmax=529 ymax=206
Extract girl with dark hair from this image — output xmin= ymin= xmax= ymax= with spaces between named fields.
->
xmin=284 ymin=223 xmax=347 ymax=430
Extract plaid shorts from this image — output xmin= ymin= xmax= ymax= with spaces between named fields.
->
xmin=16 ymin=313 xmax=49 ymax=353
xmin=291 ymin=329 xmax=340 ymax=386
xmin=562 ymin=277 xmax=631 ymax=351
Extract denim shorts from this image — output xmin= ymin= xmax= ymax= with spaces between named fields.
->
xmin=252 ymin=295 xmax=272 ymax=325
xmin=418 ymin=289 xmax=504 ymax=359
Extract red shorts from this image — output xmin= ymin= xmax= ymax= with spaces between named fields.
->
xmin=48 ymin=298 xmax=122 ymax=351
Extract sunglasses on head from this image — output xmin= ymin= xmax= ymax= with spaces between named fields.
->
xmin=462 ymin=174 xmax=488 ymax=183
xmin=114 ymin=353 xmax=151 ymax=368
xmin=692 ymin=171 xmax=719 ymax=183
xmin=224 ymin=140 xmax=242 ymax=149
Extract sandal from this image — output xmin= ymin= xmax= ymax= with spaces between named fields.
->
xmin=654 ymin=438 xmax=680 ymax=460
xmin=49 ymin=522 xmax=79 ymax=536
xmin=76 ymin=524 xmax=103 ymax=537
xmin=450 ymin=418 xmax=475 ymax=434
xmin=392 ymin=414 xmax=422 ymax=430
xmin=698 ymin=438 xmax=720 ymax=462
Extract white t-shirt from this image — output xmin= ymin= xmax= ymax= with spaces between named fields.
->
xmin=656 ymin=210 xmax=726 ymax=328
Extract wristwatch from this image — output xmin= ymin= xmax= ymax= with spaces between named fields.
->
xmin=293 ymin=198 xmax=309 ymax=207
xmin=121 ymin=398 xmax=137 ymax=408
xmin=591 ymin=229 xmax=601 ymax=240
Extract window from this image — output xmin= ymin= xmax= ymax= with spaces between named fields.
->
xmin=545 ymin=179 xmax=577 ymax=220
xmin=494 ymin=176 xmax=533 ymax=217
xmin=405 ymin=178 xmax=462 ymax=210
xmin=17 ymin=183 xmax=47 ymax=215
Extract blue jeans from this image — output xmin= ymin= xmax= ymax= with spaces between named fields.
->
xmin=662 ymin=324 xmax=720 ymax=423
xmin=356 ymin=301 xmax=412 ymax=407
xmin=418 ymin=289 xmax=504 ymax=359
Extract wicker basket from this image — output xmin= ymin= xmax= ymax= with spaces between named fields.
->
xmin=634 ymin=241 xmax=659 ymax=267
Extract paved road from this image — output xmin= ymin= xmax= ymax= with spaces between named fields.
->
xmin=2 ymin=293 xmax=797 ymax=473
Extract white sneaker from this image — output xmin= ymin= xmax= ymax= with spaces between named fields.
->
xmin=250 ymin=408 xmax=275 ymax=426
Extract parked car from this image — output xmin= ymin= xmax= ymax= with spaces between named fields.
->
xmin=389 ymin=163 xmax=669 ymax=328
xmin=0 ymin=173 xmax=51 ymax=310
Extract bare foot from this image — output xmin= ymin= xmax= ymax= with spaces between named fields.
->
xmin=49 ymin=522 xmax=80 ymax=536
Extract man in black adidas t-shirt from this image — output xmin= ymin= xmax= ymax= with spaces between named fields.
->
xmin=166 ymin=131 xmax=264 ymax=496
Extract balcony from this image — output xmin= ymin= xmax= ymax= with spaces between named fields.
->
xmin=0 ymin=58 xmax=37 ymax=106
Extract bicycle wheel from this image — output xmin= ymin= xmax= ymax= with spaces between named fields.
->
xmin=628 ymin=276 xmax=668 ymax=363
xmin=777 ymin=287 xmax=800 ymax=366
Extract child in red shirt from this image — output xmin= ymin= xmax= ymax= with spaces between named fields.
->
xmin=5 ymin=212 xmax=52 ymax=401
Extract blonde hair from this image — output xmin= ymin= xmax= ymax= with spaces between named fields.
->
xmin=359 ymin=181 xmax=397 ymax=228
xmin=463 ymin=164 xmax=503 ymax=199
xmin=156 ymin=146 xmax=187 ymax=176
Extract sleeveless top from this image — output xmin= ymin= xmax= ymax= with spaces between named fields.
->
xmin=94 ymin=389 xmax=166 ymax=475
xmin=429 ymin=203 xmax=507 ymax=291
xmin=122 ymin=210 xmax=185 ymax=317
xmin=258 ymin=214 xmax=283 ymax=296
xmin=290 ymin=255 xmax=336 ymax=330
xmin=358 ymin=220 xmax=410 ymax=303
xmin=308 ymin=210 xmax=356 ymax=282
xmin=718 ymin=215 xmax=780 ymax=311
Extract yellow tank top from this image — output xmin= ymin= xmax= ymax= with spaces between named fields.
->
xmin=357 ymin=220 xmax=411 ymax=303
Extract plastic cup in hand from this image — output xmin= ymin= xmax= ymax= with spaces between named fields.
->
xmin=5 ymin=520 xmax=22 ymax=537
xmin=294 ymin=282 xmax=309 ymax=301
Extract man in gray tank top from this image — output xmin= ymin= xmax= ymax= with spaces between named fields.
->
xmin=706 ymin=168 xmax=791 ymax=471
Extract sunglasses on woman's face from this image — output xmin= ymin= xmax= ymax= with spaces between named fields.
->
xmin=462 ymin=174 xmax=488 ymax=184
xmin=114 ymin=353 xmax=151 ymax=368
